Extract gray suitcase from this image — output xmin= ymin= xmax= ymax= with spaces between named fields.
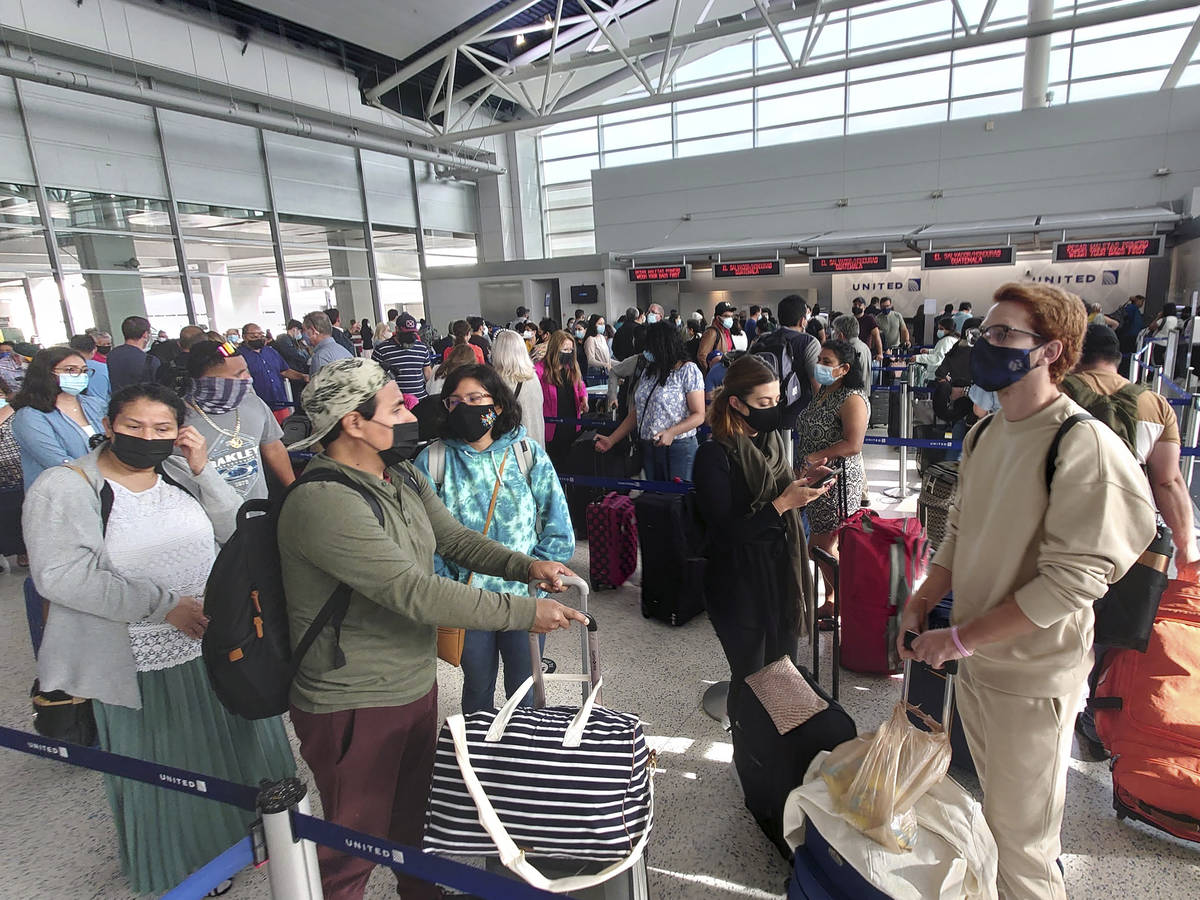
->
xmin=482 ymin=577 xmax=652 ymax=898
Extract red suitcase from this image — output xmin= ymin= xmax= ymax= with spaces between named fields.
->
xmin=586 ymin=492 xmax=638 ymax=590
xmin=837 ymin=509 xmax=929 ymax=675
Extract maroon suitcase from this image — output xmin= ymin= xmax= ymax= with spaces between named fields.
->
xmin=586 ymin=492 xmax=638 ymax=590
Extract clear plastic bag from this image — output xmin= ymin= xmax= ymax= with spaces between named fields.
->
xmin=819 ymin=701 xmax=952 ymax=852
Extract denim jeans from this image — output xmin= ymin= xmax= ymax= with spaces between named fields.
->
xmin=641 ymin=434 xmax=699 ymax=482
xmin=460 ymin=629 xmax=547 ymax=715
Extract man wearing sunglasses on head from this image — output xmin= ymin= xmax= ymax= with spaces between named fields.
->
xmin=897 ymin=283 xmax=1156 ymax=900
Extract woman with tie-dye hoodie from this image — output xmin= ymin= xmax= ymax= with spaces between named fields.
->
xmin=414 ymin=364 xmax=575 ymax=714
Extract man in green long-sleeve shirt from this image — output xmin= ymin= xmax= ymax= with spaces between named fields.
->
xmin=279 ymin=357 xmax=585 ymax=900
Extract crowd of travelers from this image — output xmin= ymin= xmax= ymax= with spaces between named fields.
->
xmin=0 ymin=282 xmax=1193 ymax=900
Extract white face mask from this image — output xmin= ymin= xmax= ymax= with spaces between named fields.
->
xmin=720 ymin=316 xmax=734 ymax=329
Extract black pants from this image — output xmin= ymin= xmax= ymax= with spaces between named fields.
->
xmin=708 ymin=609 xmax=798 ymax=722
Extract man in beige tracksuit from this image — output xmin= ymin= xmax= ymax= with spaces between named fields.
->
xmin=899 ymin=282 xmax=1156 ymax=900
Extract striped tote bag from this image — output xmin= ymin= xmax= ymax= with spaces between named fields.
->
xmin=424 ymin=674 xmax=654 ymax=893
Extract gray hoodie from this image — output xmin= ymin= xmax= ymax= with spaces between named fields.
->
xmin=22 ymin=446 xmax=241 ymax=708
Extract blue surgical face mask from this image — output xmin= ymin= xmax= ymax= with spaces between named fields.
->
xmin=814 ymin=363 xmax=839 ymax=386
xmin=969 ymin=337 xmax=1039 ymax=392
xmin=642 ymin=350 xmax=655 ymax=363
xmin=0 ymin=397 xmax=7 ymax=409
xmin=58 ymin=373 xmax=90 ymax=396
xmin=646 ymin=313 xmax=660 ymax=325
xmin=574 ymin=329 xmax=586 ymax=340
xmin=720 ymin=316 xmax=734 ymax=329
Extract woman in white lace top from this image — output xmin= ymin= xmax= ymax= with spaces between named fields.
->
xmin=23 ymin=383 xmax=294 ymax=895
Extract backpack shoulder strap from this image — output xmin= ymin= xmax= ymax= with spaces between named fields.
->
xmin=427 ymin=440 xmax=446 ymax=490
xmin=514 ymin=438 xmax=534 ymax=483
xmin=1044 ymin=413 xmax=1093 ymax=492
xmin=966 ymin=413 xmax=995 ymax=455
xmin=294 ymin=468 xmax=385 ymax=526
xmin=284 ymin=468 xmax=387 ymax=673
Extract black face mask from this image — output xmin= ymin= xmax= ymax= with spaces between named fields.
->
xmin=736 ymin=401 xmax=782 ymax=433
xmin=559 ymin=351 xmax=575 ymax=367
xmin=448 ymin=402 xmax=497 ymax=443
xmin=109 ymin=432 xmax=176 ymax=470
xmin=378 ymin=421 xmax=423 ymax=467
xmin=96 ymin=344 xmax=112 ymax=354
xmin=245 ymin=339 xmax=266 ymax=350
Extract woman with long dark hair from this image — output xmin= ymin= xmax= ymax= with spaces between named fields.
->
xmin=583 ymin=312 xmax=613 ymax=373
xmin=23 ymin=382 xmax=294 ymax=895
xmin=414 ymin=364 xmax=573 ymax=713
xmin=535 ymin=330 xmax=588 ymax=468
xmin=595 ymin=321 xmax=704 ymax=480
xmin=796 ymin=339 xmax=869 ymax=617
xmin=694 ymin=356 xmax=831 ymax=716
xmin=10 ymin=345 xmax=106 ymax=490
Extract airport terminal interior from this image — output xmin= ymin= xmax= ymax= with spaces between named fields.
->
xmin=2 ymin=0 xmax=1200 ymax=897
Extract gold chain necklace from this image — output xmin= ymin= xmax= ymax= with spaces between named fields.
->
xmin=186 ymin=400 xmax=245 ymax=449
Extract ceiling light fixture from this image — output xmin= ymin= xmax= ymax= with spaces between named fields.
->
xmin=515 ymin=33 xmax=527 ymax=47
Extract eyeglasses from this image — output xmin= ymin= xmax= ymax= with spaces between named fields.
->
xmin=965 ymin=325 xmax=1044 ymax=347
xmin=443 ymin=392 xmax=492 ymax=411
xmin=53 ymin=366 xmax=91 ymax=377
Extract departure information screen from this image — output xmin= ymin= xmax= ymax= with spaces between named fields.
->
xmin=712 ymin=259 xmax=784 ymax=278
xmin=809 ymin=253 xmax=891 ymax=273
xmin=1052 ymin=237 xmax=1163 ymax=262
xmin=922 ymin=246 xmax=1015 ymax=269
xmin=627 ymin=264 xmax=690 ymax=282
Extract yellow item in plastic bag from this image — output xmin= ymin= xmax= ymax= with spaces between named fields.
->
xmin=819 ymin=701 xmax=952 ymax=853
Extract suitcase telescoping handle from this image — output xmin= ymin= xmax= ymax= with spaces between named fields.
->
xmin=903 ymin=630 xmax=956 ymax=731
xmin=526 ymin=575 xmax=596 ymax=708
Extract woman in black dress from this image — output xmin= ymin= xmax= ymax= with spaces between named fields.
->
xmin=693 ymin=356 xmax=833 ymax=718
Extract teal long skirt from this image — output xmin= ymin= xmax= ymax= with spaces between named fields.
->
xmin=93 ymin=657 xmax=296 ymax=894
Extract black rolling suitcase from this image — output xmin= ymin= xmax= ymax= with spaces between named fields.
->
xmin=868 ymin=391 xmax=889 ymax=429
xmin=904 ymin=598 xmax=975 ymax=775
xmin=732 ymin=660 xmax=856 ymax=861
xmin=633 ymin=492 xmax=705 ymax=625
xmin=913 ymin=423 xmax=953 ymax=476
xmin=565 ymin=430 xmax=632 ymax=538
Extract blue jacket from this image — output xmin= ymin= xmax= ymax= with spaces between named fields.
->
xmin=413 ymin=425 xmax=574 ymax=598
xmin=11 ymin=394 xmax=107 ymax=490
xmin=85 ymin=359 xmax=110 ymax=404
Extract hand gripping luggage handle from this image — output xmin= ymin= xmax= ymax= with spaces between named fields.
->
xmin=527 ymin=575 xmax=595 ymax=708
xmin=903 ymin=630 xmax=956 ymax=732
xmin=447 ymin=713 xmax=653 ymax=894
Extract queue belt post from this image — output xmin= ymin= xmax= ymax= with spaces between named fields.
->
xmin=883 ymin=380 xmax=912 ymax=501
xmin=258 ymin=778 xmax=324 ymax=900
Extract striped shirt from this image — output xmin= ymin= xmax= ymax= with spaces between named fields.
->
xmin=373 ymin=336 xmax=433 ymax=398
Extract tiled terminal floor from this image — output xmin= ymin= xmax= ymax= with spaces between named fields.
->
xmin=1 ymin=444 xmax=1197 ymax=898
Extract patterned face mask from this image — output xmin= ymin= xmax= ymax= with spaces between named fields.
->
xmin=189 ymin=376 xmax=252 ymax=415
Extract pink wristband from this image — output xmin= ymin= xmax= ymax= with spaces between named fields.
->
xmin=950 ymin=625 xmax=972 ymax=657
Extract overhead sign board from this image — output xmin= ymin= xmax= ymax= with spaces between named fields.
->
xmin=1052 ymin=236 xmax=1163 ymax=262
xmin=922 ymin=246 xmax=1015 ymax=269
xmin=627 ymin=264 xmax=691 ymax=283
xmin=810 ymin=253 xmax=891 ymax=274
xmin=712 ymin=259 xmax=784 ymax=278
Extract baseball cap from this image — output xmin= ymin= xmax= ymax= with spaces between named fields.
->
xmin=715 ymin=301 xmax=737 ymax=315
xmin=397 ymin=312 xmax=419 ymax=333
xmin=290 ymin=357 xmax=388 ymax=450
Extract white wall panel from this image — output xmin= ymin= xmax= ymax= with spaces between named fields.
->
xmin=263 ymin=132 xmax=363 ymax=221
xmin=159 ymin=110 xmax=268 ymax=209
xmin=21 ymin=82 xmax=166 ymax=197
xmin=415 ymin=162 xmax=479 ymax=234
xmin=361 ymin=150 xmax=417 ymax=228
xmin=592 ymin=87 xmax=1200 ymax=254
xmin=0 ymin=79 xmax=34 ymax=184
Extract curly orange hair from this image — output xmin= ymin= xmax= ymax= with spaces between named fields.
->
xmin=991 ymin=282 xmax=1086 ymax=383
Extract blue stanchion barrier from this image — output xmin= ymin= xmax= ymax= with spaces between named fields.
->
xmin=0 ymin=725 xmax=259 ymax=811
xmin=862 ymin=434 xmax=961 ymax=451
xmin=558 ymin=473 xmax=694 ymax=494
xmin=1168 ymin=397 xmax=1191 ymax=408
xmin=292 ymin=813 xmax=564 ymax=900
xmin=1182 ymin=447 xmax=1200 ymax=457
xmin=0 ymin=724 xmax=573 ymax=899
xmin=160 ymin=838 xmax=255 ymax=900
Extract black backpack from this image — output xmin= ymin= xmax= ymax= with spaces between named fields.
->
xmin=751 ymin=329 xmax=813 ymax=412
xmin=201 ymin=468 xmax=391 ymax=720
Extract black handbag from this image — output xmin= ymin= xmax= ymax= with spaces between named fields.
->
xmin=30 ymin=680 xmax=98 ymax=746
xmin=1093 ymin=523 xmax=1173 ymax=652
